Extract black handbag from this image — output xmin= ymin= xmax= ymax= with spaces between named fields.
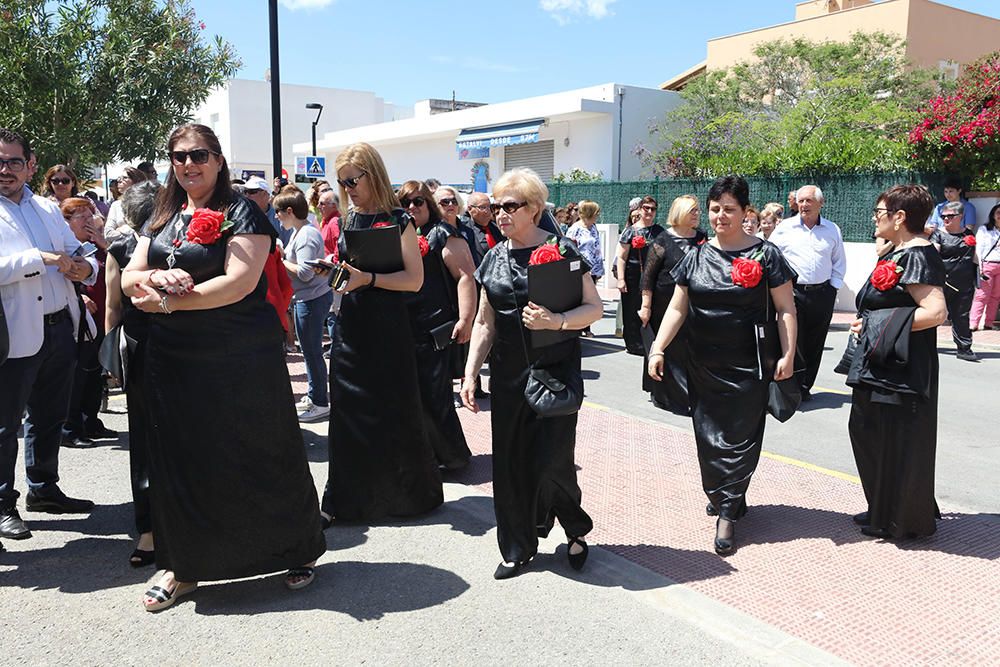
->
xmin=98 ymin=324 xmax=138 ymax=388
xmin=755 ymin=282 xmax=801 ymax=419
xmin=430 ymin=319 xmax=457 ymax=351
xmin=768 ymin=376 xmax=801 ymax=422
xmin=833 ymin=328 xmax=859 ymax=375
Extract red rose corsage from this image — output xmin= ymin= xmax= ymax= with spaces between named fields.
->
xmin=529 ymin=238 xmax=564 ymax=265
xmin=963 ymin=235 xmax=976 ymax=247
xmin=870 ymin=259 xmax=903 ymax=291
xmin=372 ymin=221 xmax=394 ymax=229
xmin=731 ymin=256 xmax=764 ymax=288
xmin=417 ymin=235 xmax=430 ymax=257
xmin=186 ymin=208 xmax=234 ymax=245
xmin=631 ymin=235 xmax=647 ymax=249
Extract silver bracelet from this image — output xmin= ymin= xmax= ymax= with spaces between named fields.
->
xmin=648 ymin=351 xmax=665 ymax=358
xmin=159 ymin=295 xmax=172 ymax=314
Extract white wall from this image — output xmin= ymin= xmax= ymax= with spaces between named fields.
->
xmin=550 ymin=115 xmax=614 ymax=180
xmin=618 ymin=85 xmax=682 ymax=180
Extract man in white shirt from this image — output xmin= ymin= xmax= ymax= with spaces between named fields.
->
xmin=768 ymin=185 xmax=847 ymax=401
xmin=0 ymin=128 xmax=97 ymax=542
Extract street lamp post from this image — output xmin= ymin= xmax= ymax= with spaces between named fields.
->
xmin=306 ymin=102 xmax=323 ymax=157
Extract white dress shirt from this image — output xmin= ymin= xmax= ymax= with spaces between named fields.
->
xmin=768 ymin=214 xmax=847 ymax=288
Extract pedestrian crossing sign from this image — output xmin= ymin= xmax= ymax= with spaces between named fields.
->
xmin=306 ymin=156 xmax=325 ymax=178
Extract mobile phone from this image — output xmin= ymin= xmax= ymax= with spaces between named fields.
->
xmin=73 ymin=241 xmax=98 ymax=257
xmin=304 ymin=258 xmax=336 ymax=271
xmin=328 ymin=262 xmax=350 ymax=290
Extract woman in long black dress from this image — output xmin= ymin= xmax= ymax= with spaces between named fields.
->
xmin=616 ymin=195 xmax=664 ymax=355
xmin=460 ymin=168 xmax=603 ymax=580
xmin=930 ymin=201 xmax=978 ymax=361
xmin=319 ymin=144 xmax=442 ymax=524
xmin=648 ymin=176 xmax=797 ymax=556
xmin=122 ymin=124 xmax=325 ymax=610
xmin=397 ymin=180 xmax=475 ymax=470
xmin=638 ymin=194 xmax=706 ymax=415
xmin=847 ymin=185 xmax=947 ymax=539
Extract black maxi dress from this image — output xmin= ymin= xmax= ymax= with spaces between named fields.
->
xmin=619 ymin=224 xmax=665 ymax=355
xmin=475 ymin=239 xmax=593 ymax=564
xmin=930 ymin=228 xmax=977 ymax=353
xmin=671 ymin=241 xmax=796 ymax=521
xmin=143 ymin=197 xmax=326 ymax=581
xmin=847 ymin=245 xmax=944 ymax=538
xmin=107 ymin=231 xmax=151 ymax=536
xmin=322 ymin=209 xmax=443 ymax=521
xmin=405 ymin=220 xmax=471 ymax=470
xmin=640 ymin=229 xmax=707 ymax=415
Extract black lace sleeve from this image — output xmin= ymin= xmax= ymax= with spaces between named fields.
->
xmin=762 ymin=241 xmax=797 ymax=288
xmin=640 ymin=233 xmax=669 ymax=292
xmin=899 ymin=245 xmax=946 ymax=287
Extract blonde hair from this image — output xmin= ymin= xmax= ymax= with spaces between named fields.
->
xmin=760 ymin=202 xmax=784 ymax=221
xmin=334 ymin=142 xmax=400 ymax=215
xmin=493 ymin=168 xmax=548 ymax=224
xmin=577 ymin=200 xmax=600 ymax=220
xmin=434 ymin=186 xmax=466 ymax=216
xmin=667 ymin=194 xmax=698 ymax=228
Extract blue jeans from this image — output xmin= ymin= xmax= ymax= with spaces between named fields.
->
xmin=293 ymin=291 xmax=333 ymax=407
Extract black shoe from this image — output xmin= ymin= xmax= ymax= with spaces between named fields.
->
xmin=800 ymin=388 xmax=813 ymax=402
xmin=86 ymin=424 xmax=117 ymax=440
xmin=861 ymin=525 xmax=890 ymax=539
xmin=25 ymin=490 xmax=94 ymax=514
xmin=706 ymin=502 xmax=718 ymax=516
xmin=714 ymin=518 xmax=736 ymax=556
xmin=493 ymin=560 xmax=527 ymax=580
xmin=61 ymin=435 xmax=96 ymax=449
xmin=852 ymin=511 xmax=870 ymax=526
xmin=567 ymin=536 xmax=589 ymax=571
xmin=0 ymin=507 xmax=32 ymax=540
xmin=956 ymin=349 xmax=979 ymax=362
xmin=129 ymin=548 xmax=156 ymax=568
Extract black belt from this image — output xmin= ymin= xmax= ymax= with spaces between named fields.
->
xmin=43 ymin=308 xmax=70 ymax=326
xmin=795 ymin=281 xmax=830 ymax=292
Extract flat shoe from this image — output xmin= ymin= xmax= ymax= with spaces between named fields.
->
xmin=567 ymin=536 xmax=589 ymax=571
xmin=861 ymin=525 xmax=891 ymax=539
xmin=129 ymin=548 xmax=156 ymax=568
xmin=285 ymin=566 xmax=315 ymax=591
xmin=852 ymin=511 xmax=870 ymax=526
xmin=142 ymin=581 xmax=197 ymax=612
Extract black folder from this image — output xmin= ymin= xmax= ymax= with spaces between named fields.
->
xmin=343 ymin=225 xmax=404 ymax=274
xmin=527 ymin=258 xmax=583 ymax=347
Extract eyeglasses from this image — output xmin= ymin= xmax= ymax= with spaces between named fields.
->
xmin=244 ymin=188 xmax=263 ymax=196
xmin=50 ymin=177 xmax=72 ymax=186
xmin=641 ymin=205 xmax=658 ymax=212
xmin=337 ymin=172 xmax=366 ymax=189
xmin=437 ymin=197 xmax=458 ymax=207
xmin=318 ymin=200 xmax=337 ymax=207
xmin=0 ymin=158 xmax=27 ymax=173
xmin=872 ymin=207 xmax=895 ymax=217
xmin=401 ymin=196 xmax=426 ymax=208
xmin=940 ymin=213 xmax=962 ymax=220
xmin=168 ymin=149 xmax=220 ymax=165
xmin=490 ymin=201 xmax=529 ymax=215
xmin=468 ymin=204 xmax=490 ymax=210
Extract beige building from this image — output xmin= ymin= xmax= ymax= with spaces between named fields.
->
xmin=661 ymin=0 xmax=1000 ymax=90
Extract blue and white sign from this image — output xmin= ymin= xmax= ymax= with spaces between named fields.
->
xmin=456 ymin=119 xmax=544 ymax=152
xmin=295 ymin=156 xmax=326 ymax=178
xmin=456 ymin=132 xmax=539 ymax=151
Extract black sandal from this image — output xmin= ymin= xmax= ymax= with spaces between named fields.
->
xmin=285 ymin=566 xmax=315 ymax=590
xmin=129 ymin=548 xmax=155 ymax=568
xmin=567 ymin=536 xmax=589 ymax=571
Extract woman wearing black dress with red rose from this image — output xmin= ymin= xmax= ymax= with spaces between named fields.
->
xmin=647 ymin=176 xmax=797 ymax=556
xmin=617 ymin=196 xmax=664 ymax=355
xmin=122 ymin=124 xmax=325 ymax=611
xmin=847 ymin=185 xmax=946 ymax=539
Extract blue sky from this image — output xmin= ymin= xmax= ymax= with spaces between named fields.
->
xmin=193 ymin=0 xmax=1000 ymax=107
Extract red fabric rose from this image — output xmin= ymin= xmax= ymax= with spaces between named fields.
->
xmin=731 ymin=257 xmax=763 ymax=288
xmin=529 ymin=242 xmax=563 ymax=265
xmin=631 ymin=235 xmax=647 ymax=249
xmin=372 ymin=221 xmax=393 ymax=229
xmin=870 ymin=260 xmax=903 ymax=291
xmin=417 ymin=235 xmax=430 ymax=257
xmin=186 ymin=208 xmax=226 ymax=245
xmin=963 ymin=235 xmax=976 ymax=247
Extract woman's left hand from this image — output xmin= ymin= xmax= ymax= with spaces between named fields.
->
xmin=131 ymin=282 xmax=164 ymax=313
xmin=522 ymin=301 xmax=558 ymax=330
xmin=774 ymin=355 xmax=794 ymax=381
xmin=338 ymin=263 xmax=369 ymax=293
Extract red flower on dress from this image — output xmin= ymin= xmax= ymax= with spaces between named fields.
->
xmin=870 ymin=260 xmax=903 ymax=291
xmin=529 ymin=241 xmax=564 ymax=265
xmin=372 ymin=221 xmax=394 ymax=229
xmin=963 ymin=235 xmax=976 ymax=247
xmin=697 ymin=237 xmax=707 ymax=245
xmin=417 ymin=235 xmax=430 ymax=257
xmin=631 ymin=235 xmax=647 ymax=249
xmin=186 ymin=208 xmax=232 ymax=245
xmin=731 ymin=257 xmax=763 ymax=288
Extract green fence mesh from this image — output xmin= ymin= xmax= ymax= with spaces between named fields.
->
xmin=547 ymin=172 xmax=944 ymax=243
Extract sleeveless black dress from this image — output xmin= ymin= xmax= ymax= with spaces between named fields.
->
xmin=671 ymin=241 xmax=796 ymax=521
xmin=142 ymin=196 xmax=325 ymax=581
xmin=640 ymin=229 xmax=707 ymax=414
xmin=847 ymin=245 xmax=944 ymax=538
xmin=405 ymin=220 xmax=471 ymax=469
xmin=619 ymin=224 xmax=665 ymax=355
xmin=322 ymin=209 xmax=443 ymax=521
xmin=475 ymin=238 xmax=593 ymax=564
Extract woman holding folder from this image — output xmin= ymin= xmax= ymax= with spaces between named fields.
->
xmin=460 ymin=168 xmax=603 ymax=580
xmin=319 ymin=143 xmax=442 ymax=524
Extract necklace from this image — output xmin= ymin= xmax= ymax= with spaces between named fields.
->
xmin=166 ymin=213 xmax=187 ymax=269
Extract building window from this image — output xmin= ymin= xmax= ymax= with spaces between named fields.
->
xmin=504 ymin=140 xmax=554 ymax=182
xmin=938 ymin=60 xmax=960 ymax=82
xmin=210 ymin=113 xmax=221 ymax=132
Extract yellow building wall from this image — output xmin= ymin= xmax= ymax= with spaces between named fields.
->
xmin=905 ymin=0 xmax=1000 ymax=72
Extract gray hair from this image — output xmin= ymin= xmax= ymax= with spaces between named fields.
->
xmin=120 ymin=181 xmax=162 ymax=231
xmin=628 ymin=197 xmax=643 ymax=212
xmin=942 ymin=200 xmax=964 ymax=216
xmin=796 ymin=185 xmax=824 ymax=204
xmin=319 ymin=188 xmax=340 ymax=207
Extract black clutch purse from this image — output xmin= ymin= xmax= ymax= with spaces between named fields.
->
xmin=834 ymin=332 xmax=859 ymax=375
xmin=524 ymin=365 xmax=584 ymax=418
xmin=429 ymin=320 xmax=456 ymax=351
xmin=768 ymin=376 xmax=801 ymax=422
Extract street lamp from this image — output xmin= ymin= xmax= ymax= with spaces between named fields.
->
xmin=306 ymin=103 xmax=323 ymax=157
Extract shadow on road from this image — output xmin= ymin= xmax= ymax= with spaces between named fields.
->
xmin=797 ymin=391 xmax=851 ymax=412
xmin=443 ymin=453 xmax=493 ymax=487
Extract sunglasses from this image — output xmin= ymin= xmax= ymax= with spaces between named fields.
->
xmin=50 ymin=177 xmax=72 ymax=186
xmin=244 ymin=188 xmax=264 ymax=196
xmin=437 ymin=197 xmax=458 ymax=207
xmin=401 ymin=196 xmax=426 ymax=208
xmin=490 ymin=201 xmax=529 ymax=215
xmin=940 ymin=213 xmax=962 ymax=220
xmin=337 ymin=172 xmax=366 ymax=189
xmin=641 ymin=205 xmax=658 ymax=212
xmin=169 ymin=149 xmax=220 ymax=165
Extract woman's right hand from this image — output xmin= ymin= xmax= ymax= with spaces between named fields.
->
xmin=647 ymin=353 xmax=664 ymax=381
xmin=459 ymin=376 xmax=479 ymax=413
xmin=849 ymin=317 xmax=864 ymax=336
xmin=638 ymin=305 xmax=651 ymax=326
xmin=150 ymin=268 xmax=194 ymax=296
xmin=617 ymin=279 xmax=627 ymax=293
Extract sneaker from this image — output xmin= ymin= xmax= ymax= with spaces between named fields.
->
xmin=295 ymin=396 xmax=314 ymax=413
xmin=956 ymin=348 xmax=979 ymax=362
xmin=299 ymin=403 xmax=330 ymax=423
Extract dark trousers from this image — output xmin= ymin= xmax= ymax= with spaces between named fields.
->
xmin=63 ymin=334 xmax=105 ymax=438
xmin=793 ymin=282 xmax=837 ymax=392
xmin=945 ymin=281 xmax=974 ymax=351
xmin=0 ymin=317 xmax=76 ymax=506
xmin=125 ymin=339 xmax=152 ymax=534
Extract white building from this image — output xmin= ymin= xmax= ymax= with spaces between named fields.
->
xmin=293 ymin=83 xmax=681 ymax=190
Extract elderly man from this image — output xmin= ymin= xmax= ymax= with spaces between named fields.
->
xmin=0 ymin=128 xmax=98 ymax=541
xmin=245 ymin=175 xmax=292 ymax=246
xmin=768 ymin=185 xmax=846 ymax=401
xmin=461 ymin=192 xmax=501 ymax=267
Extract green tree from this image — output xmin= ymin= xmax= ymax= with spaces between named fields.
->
xmin=637 ymin=32 xmax=938 ymax=178
xmin=0 ymin=0 xmax=239 ymax=178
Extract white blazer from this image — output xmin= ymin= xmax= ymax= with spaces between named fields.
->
xmin=0 ymin=190 xmax=98 ymax=359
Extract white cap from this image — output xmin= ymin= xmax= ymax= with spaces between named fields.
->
xmin=244 ymin=176 xmax=271 ymax=194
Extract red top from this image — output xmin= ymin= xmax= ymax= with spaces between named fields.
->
xmin=263 ymin=247 xmax=293 ymax=331
xmin=321 ymin=210 xmax=341 ymax=262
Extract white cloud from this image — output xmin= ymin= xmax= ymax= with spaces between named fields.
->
xmin=278 ymin=0 xmax=335 ymax=10
xmin=539 ymin=0 xmax=616 ymax=24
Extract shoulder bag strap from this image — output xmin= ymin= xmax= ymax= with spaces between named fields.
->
xmin=502 ymin=240 xmax=533 ymax=368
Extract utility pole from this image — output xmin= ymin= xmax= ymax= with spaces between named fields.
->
xmin=268 ymin=0 xmax=282 ymax=182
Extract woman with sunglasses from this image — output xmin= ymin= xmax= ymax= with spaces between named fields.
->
xmin=103 ymin=167 xmax=148 ymax=239
xmin=43 ymin=164 xmax=80 ymax=204
xmin=617 ymin=195 xmax=665 ymax=355
xmin=121 ymin=124 xmax=325 ymax=610
xmin=460 ymin=168 xmax=603 ymax=580
xmin=435 ymin=186 xmax=474 ymax=381
xmin=398 ymin=180 xmax=475 ymax=470
xmin=318 ymin=143 xmax=443 ymax=524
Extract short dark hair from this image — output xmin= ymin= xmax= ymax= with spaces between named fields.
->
xmin=707 ymin=175 xmax=751 ymax=209
xmin=987 ymin=203 xmax=1000 ymax=232
xmin=424 ymin=178 xmax=441 ymax=189
xmin=272 ymin=188 xmax=309 ymax=219
xmin=942 ymin=176 xmax=965 ymax=192
xmin=640 ymin=195 xmax=657 ymax=208
xmin=877 ymin=184 xmax=934 ymax=234
xmin=0 ymin=128 xmax=31 ymax=159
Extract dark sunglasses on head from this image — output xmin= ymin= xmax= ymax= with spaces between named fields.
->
xmin=490 ymin=201 xmax=529 ymax=215
xmin=50 ymin=177 xmax=72 ymax=185
xmin=337 ymin=172 xmax=366 ymax=189
xmin=437 ymin=197 xmax=458 ymax=207
xmin=401 ymin=196 xmax=426 ymax=208
xmin=169 ymin=149 xmax=220 ymax=165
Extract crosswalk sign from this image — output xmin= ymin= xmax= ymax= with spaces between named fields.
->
xmin=306 ymin=156 xmax=325 ymax=178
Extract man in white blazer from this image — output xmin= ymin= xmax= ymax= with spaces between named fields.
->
xmin=0 ymin=128 xmax=98 ymax=542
